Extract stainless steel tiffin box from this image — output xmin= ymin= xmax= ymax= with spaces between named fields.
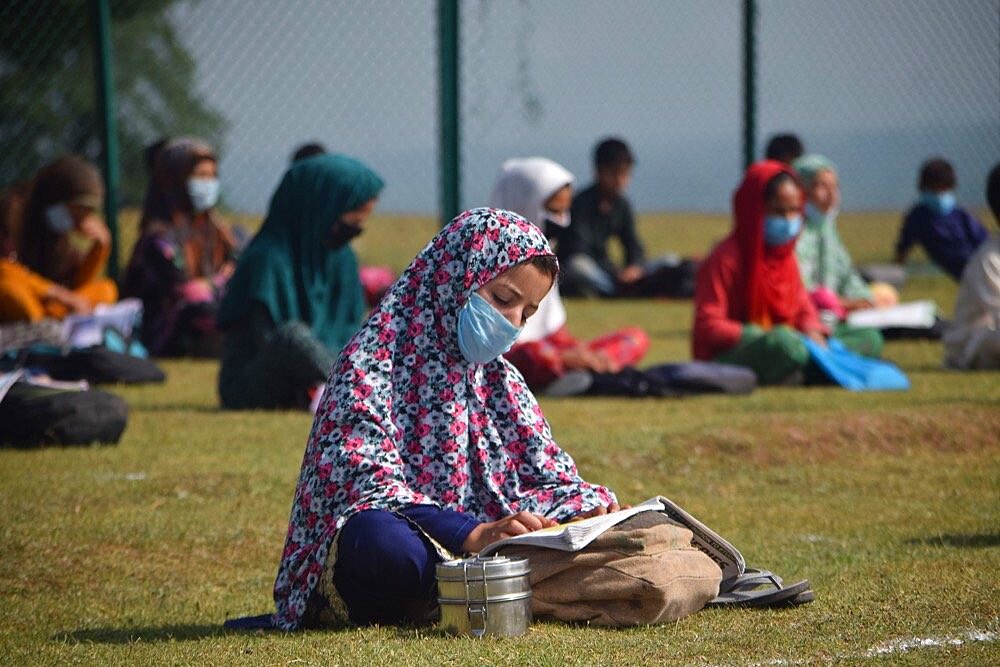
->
xmin=435 ymin=555 xmax=532 ymax=637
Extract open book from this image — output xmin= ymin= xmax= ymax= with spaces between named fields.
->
xmin=480 ymin=496 xmax=745 ymax=580
xmin=846 ymin=299 xmax=936 ymax=329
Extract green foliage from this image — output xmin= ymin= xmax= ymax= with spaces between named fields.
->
xmin=0 ymin=0 xmax=226 ymax=203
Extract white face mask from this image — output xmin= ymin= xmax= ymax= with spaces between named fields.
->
xmin=44 ymin=204 xmax=75 ymax=234
xmin=187 ymin=177 xmax=221 ymax=213
xmin=542 ymin=209 xmax=571 ymax=228
xmin=805 ymin=202 xmax=838 ymax=224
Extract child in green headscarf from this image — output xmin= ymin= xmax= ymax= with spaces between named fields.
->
xmin=216 ymin=154 xmax=383 ymax=410
xmin=792 ymin=154 xmax=883 ymax=357
xmin=793 ymin=154 xmax=876 ymax=311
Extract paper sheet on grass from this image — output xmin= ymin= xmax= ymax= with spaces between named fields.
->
xmin=480 ymin=496 xmax=745 ymax=580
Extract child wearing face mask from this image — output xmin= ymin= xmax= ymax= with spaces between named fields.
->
xmin=793 ymin=154 xmax=885 ymax=316
xmin=0 ymin=156 xmax=117 ymax=323
xmin=122 ymin=137 xmax=237 ymax=356
xmin=262 ymin=208 xmax=648 ymax=630
xmin=489 ymin=157 xmax=650 ymax=391
xmin=895 ymin=158 xmax=988 ymax=281
xmin=692 ymin=161 xmax=880 ymax=385
xmin=215 ymin=154 xmax=383 ymax=410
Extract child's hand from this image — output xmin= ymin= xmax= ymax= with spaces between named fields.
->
xmin=462 ymin=511 xmax=558 ymax=553
xmin=77 ymin=214 xmax=111 ymax=247
xmin=573 ymin=502 xmax=623 ymax=520
xmin=617 ymin=264 xmax=645 ymax=284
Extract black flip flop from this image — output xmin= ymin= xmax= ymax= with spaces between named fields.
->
xmin=707 ymin=578 xmax=814 ymax=608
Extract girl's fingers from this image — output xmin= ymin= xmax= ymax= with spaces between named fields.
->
xmin=514 ymin=511 xmax=546 ymax=531
xmin=502 ymin=519 xmax=530 ymax=537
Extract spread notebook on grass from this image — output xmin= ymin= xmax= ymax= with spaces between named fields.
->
xmin=480 ymin=496 xmax=745 ymax=580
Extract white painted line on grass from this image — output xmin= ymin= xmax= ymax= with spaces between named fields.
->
xmin=706 ymin=628 xmax=997 ymax=666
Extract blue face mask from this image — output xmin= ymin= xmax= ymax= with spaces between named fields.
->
xmin=44 ymin=204 xmax=75 ymax=234
xmin=457 ymin=292 xmax=521 ymax=364
xmin=187 ymin=177 xmax=221 ymax=213
xmin=919 ymin=190 xmax=956 ymax=216
xmin=763 ymin=214 xmax=803 ymax=246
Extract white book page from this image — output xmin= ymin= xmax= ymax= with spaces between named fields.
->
xmin=479 ymin=497 xmax=664 ymax=555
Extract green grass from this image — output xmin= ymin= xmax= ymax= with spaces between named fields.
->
xmin=3 ymin=211 xmax=998 ymax=665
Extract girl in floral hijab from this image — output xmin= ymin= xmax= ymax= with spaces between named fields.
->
xmin=272 ymin=208 xmax=618 ymax=629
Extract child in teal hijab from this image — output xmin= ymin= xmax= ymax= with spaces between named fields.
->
xmin=217 ymin=154 xmax=384 ymax=409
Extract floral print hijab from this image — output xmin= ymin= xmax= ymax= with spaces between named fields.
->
xmin=273 ymin=207 xmax=616 ymax=629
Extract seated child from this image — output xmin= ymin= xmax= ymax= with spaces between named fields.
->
xmin=490 ymin=157 xmax=649 ymax=390
xmin=895 ymin=157 xmax=988 ymax=281
xmin=692 ymin=161 xmax=881 ymax=385
xmin=0 ymin=156 xmax=116 ymax=323
xmin=268 ymin=208 xmax=631 ymax=629
xmin=552 ymin=138 xmax=695 ymax=298
xmin=793 ymin=154 xmax=889 ymax=313
xmin=122 ymin=137 xmax=237 ymax=356
xmin=216 ymin=154 xmax=383 ymax=410
xmin=943 ymin=163 xmax=1000 ymax=369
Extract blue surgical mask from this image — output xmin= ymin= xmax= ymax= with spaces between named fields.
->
xmin=763 ymin=214 xmax=803 ymax=246
xmin=187 ymin=177 xmax=221 ymax=213
xmin=44 ymin=204 xmax=75 ymax=234
xmin=457 ymin=292 xmax=521 ymax=364
xmin=919 ymin=190 xmax=956 ymax=216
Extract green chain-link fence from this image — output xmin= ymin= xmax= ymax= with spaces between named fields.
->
xmin=2 ymin=0 xmax=998 ymax=275
xmin=757 ymin=0 xmax=999 ymax=211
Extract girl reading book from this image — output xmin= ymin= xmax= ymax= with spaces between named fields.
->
xmin=271 ymin=208 xmax=626 ymax=629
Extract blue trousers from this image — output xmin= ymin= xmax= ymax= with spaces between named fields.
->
xmin=334 ymin=508 xmax=477 ymax=625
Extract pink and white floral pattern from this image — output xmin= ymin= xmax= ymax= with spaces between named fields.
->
xmin=272 ymin=207 xmax=616 ymax=629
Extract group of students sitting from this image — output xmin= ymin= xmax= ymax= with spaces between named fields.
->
xmin=1 ymin=134 xmax=998 ymax=417
xmin=2 ymin=132 xmax=998 ymax=631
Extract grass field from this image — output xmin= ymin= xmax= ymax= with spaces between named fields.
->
xmin=1 ymin=210 xmax=998 ymax=665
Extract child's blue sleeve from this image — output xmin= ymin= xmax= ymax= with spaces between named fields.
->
xmin=399 ymin=504 xmax=480 ymax=554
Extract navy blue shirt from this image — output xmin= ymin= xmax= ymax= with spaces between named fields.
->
xmin=896 ymin=204 xmax=988 ymax=280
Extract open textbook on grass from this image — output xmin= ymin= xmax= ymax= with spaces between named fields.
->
xmin=480 ymin=496 xmax=745 ymax=580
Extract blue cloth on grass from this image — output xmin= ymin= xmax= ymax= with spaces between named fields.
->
xmin=802 ymin=336 xmax=910 ymax=391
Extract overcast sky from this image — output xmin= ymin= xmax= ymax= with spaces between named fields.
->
xmin=169 ymin=0 xmax=999 ymax=215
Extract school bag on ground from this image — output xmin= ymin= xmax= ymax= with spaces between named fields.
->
xmin=489 ymin=496 xmax=813 ymax=626
xmin=0 ymin=370 xmax=127 ymax=447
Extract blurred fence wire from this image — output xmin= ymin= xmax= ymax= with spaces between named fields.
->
xmin=2 ymin=0 xmax=997 ymax=268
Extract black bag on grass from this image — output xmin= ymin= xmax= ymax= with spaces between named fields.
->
xmin=585 ymin=362 xmax=757 ymax=398
xmin=0 ymin=383 xmax=128 ymax=447
xmin=643 ymin=362 xmax=757 ymax=395
xmin=22 ymin=346 xmax=165 ymax=385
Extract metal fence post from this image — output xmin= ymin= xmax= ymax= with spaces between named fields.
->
xmin=90 ymin=0 xmax=121 ymax=280
xmin=438 ymin=0 xmax=460 ymax=225
xmin=742 ymin=0 xmax=757 ymax=170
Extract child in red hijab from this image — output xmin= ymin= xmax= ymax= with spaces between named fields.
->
xmin=692 ymin=161 xmax=880 ymax=384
